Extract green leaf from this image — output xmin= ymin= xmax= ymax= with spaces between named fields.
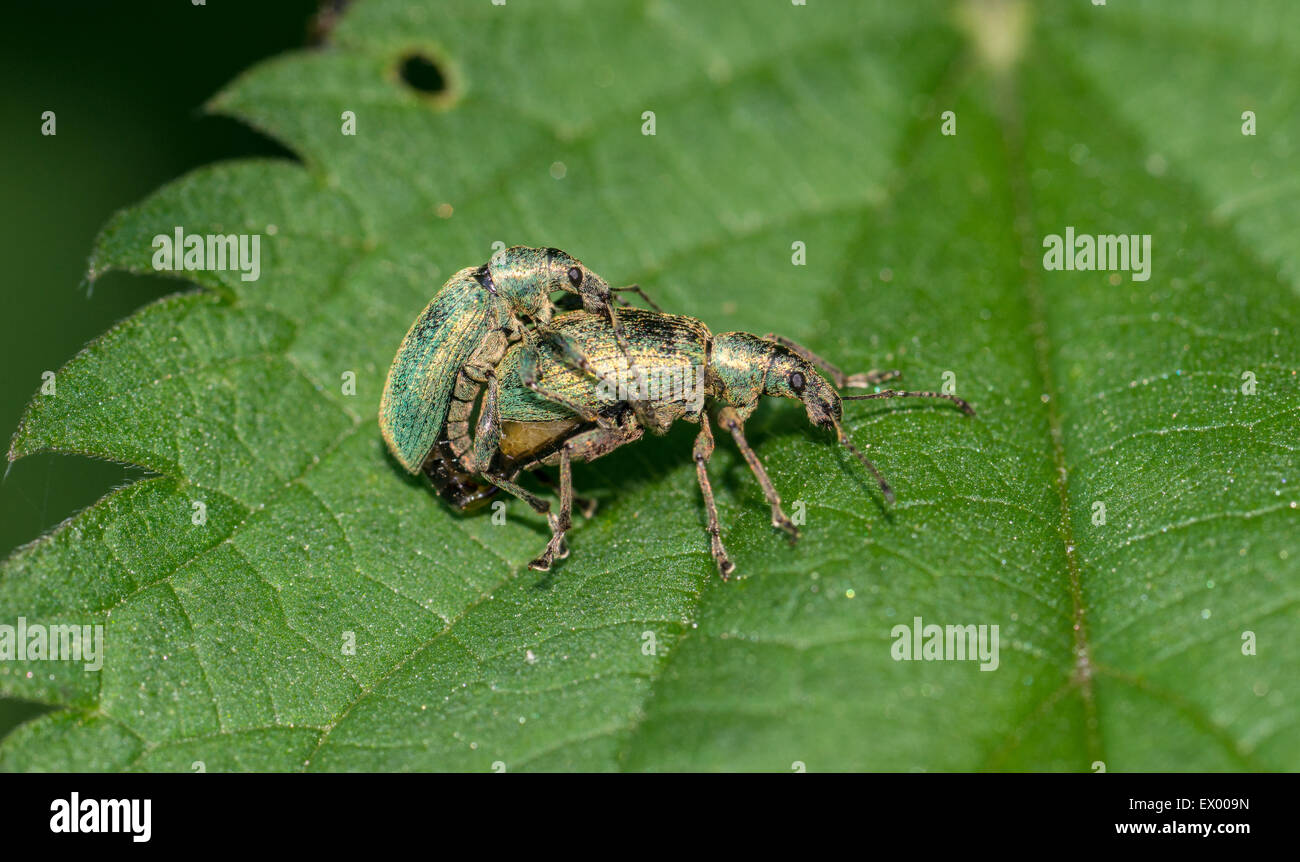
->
xmin=3 ymin=0 xmax=1297 ymax=772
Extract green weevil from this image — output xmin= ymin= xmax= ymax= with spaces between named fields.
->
xmin=423 ymin=308 xmax=975 ymax=577
xmin=378 ymin=246 xmax=656 ymax=476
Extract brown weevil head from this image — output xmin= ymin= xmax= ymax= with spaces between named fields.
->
xmin=763 ymin=349 xmax=843 ymax=431
xmin=712 ymin=334 xmax=897 ymax=503
xmin=485 ymin=246 xmax=612 ymax=325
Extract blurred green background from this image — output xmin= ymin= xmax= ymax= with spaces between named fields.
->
xmin=0 ymin=0 xmax=319 ymax=740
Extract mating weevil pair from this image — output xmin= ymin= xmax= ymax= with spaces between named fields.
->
xmin=379 ymin=245 xmax=658 ymax=477
xmin=380 ymin=250 xmax=975 ymax=578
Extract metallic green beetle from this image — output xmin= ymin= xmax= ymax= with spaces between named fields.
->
xmin=378 ymin=246 xmax=655 ymax=476
xmin=424 ymin=308 xmax=975 ymax=576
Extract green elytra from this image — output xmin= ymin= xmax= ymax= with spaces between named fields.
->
xmin=428 ymin=308 xmax=976 ymax=577
xmin=378 ymin=246 xmax=654 ymax=474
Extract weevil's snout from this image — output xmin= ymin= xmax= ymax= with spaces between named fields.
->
xmin=808 ymin=392 xmax=842 ymax=430
xmin=767 ymin=355 xmax=840 ymax=428
xmin=542 ymin=248 xmax=610 ymax=308
xmin=574 ymin=268 xmax=613 ymax=313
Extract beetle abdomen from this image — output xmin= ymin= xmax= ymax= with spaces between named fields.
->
xmin=421 ymin=438 xmax=498 ymax=512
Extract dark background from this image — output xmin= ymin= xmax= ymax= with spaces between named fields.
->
xmin=0 ymin=0 xmax=320 ymax=741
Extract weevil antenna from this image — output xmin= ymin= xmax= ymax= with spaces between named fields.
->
xmin=842 ymin=389 xmax=975 ymax=416
xmin=830 ymin=417 xmax=894 ymax=504
xmin=611 ymin=283 xmax=662 ymax=312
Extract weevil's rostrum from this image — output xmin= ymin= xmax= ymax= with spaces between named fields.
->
xmin=380 ymin=255 xmax=975 ymax=578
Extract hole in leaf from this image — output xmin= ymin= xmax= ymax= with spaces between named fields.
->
xmin=398 ymin=53 xmax=447 ymax=95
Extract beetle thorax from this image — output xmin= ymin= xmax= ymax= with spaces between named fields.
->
xmin=708 ymin=332 xmax=770 ymax=415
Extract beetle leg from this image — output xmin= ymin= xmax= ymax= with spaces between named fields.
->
xmin=599 ymin=303 xmax=662 ymax=428
xmin=470 ymin=367 xmax=552 ymax=515
xmin=717 ymin=406 xmax=800 ymax=542
xmin=604 ymin=301 xmax=636 ymax=362
xmin=534 ymin=328 xmax=662 ymax=430
xmin=693 ymin=414 xmax=735 ymax=580
xmin=533 ymin=416 xmax=645 ymax=468
xmin=444 ymin=364 xmax=492 ymax=465
xmin=482 ymin=473 xmax=551 ymax=515
xmin=518 ymin=344 xmax=615 ymax=430
xmin=531 ymin=469 xmax=597 ymax=518
xmin=761 ymin=333 xmax=899 ymax=389
xmin=465 ymin=369 xmax=504 ymax=475
xmin=533 ymin=329 xmax=610 ymax=384
xmin=529 ymin=447 xmax=574 ymax=571
xmin=526 ymin=420 xmax=643 ymax=572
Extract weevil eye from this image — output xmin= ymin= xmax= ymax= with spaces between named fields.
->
xmin=567 ymin=266 xmax=583 ymax=287
xmin=789 ymin=371 xmax=806 ymax=393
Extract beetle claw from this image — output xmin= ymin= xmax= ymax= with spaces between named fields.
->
xmin=775 ymin=518 xmax=801 ymax=543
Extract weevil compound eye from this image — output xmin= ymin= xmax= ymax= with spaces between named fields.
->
xmin=789 ymin=371 xmax=806 ymax=393
xmin=567 ymin=266 xmax=583 ymax=287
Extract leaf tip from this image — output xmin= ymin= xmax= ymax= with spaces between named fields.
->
xmin=6 ymin=428 xmax=29 ymax=476
xmin=7 ymin=418 xmax=36 ymax=470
